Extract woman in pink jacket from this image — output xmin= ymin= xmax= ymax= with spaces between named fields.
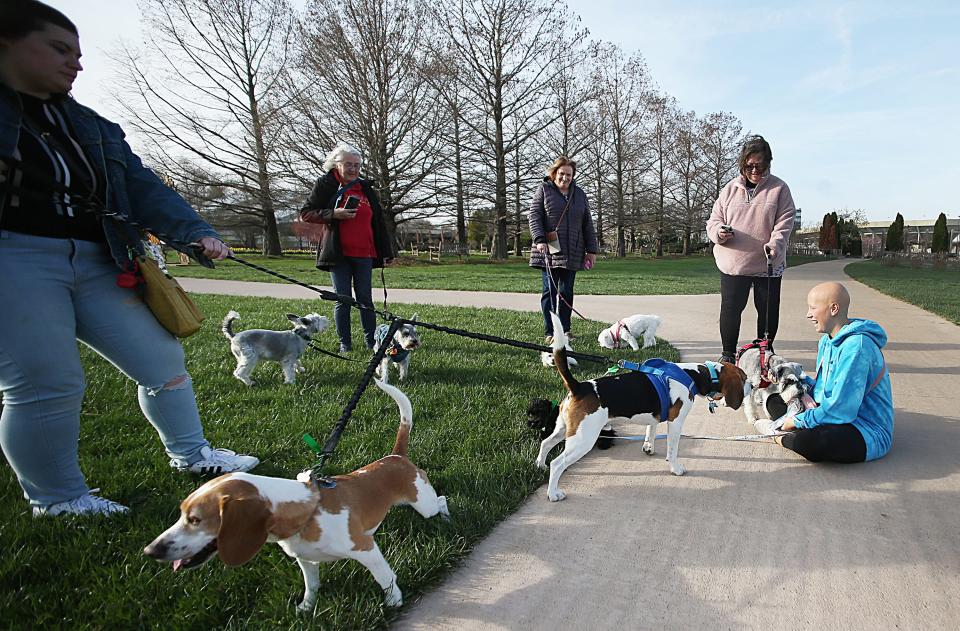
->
xmin=706 ymin=136 xmax=796 ymax=363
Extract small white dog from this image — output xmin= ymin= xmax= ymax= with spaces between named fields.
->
xmin=373 ymin=318 xmax=421 ymax=383
xmin=222 ymin=311 xmax=329 ymax=386
xmin=597 ymin=314 xmax=661 ymax=350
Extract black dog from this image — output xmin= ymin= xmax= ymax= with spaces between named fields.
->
xmin=526 ymin=398 xmax=617 ymax=450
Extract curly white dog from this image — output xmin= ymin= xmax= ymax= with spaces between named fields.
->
xmin=597 ymin=314 xmax=661 ymax=350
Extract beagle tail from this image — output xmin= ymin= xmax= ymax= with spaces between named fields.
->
xmin=222 ymin=310 xmax=240 ymax=339
xmin=374 ymin=378 xmax=413 ymax=457
xmin=550 ymin=312 xmax=579 ymax=393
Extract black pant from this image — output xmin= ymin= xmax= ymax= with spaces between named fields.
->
xmin=719 ymin=272 xmax=783 ymax=357
xmin=780 ymin=424 xmax=867 ymax=463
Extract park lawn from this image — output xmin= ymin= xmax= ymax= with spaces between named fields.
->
xmin=845 ymin=260 xmax=960 ymax=325
xmin=167 ymin=252 xmax=827 ymax=295
xmin=0 ymin=293 xmax=678 ymax=630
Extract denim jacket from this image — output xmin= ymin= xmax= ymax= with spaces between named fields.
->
xmin=0 ymin=83 xmax=220 ymax=269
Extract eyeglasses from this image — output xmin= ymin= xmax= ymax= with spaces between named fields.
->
xmin=744 ymin=163 xmax=766 ymax=172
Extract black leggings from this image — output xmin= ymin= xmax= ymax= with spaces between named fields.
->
xmin=719 ymin=272 xmax=783 ymax=356
xmin=780 ymin=424 xmax=867 ymax=463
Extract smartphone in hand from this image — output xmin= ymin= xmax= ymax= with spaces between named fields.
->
xmin=344 ymin=196 xmax=361 ymax=210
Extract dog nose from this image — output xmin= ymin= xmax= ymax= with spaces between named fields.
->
xmin=143 ymin=541 xmax=166 ymax=558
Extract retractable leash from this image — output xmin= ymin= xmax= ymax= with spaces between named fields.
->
xmin=303 ymin=318 xmax=404 ymax=486
xmin=764 ymin=253 xmax=774 ymax=341
xmin=609 ymin=432 xmax=787 ymax=444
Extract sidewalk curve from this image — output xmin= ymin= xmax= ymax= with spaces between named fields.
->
xmin=181 ymin=260 xmax=960 ymax=629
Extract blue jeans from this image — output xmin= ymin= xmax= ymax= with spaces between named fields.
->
xmin=330 ymin=257 xmax=377 ymax=348
xmin=0 ymin=231 xmax=209 ymax=505
xmin=540 ymin=267 xmax=577 ymax=336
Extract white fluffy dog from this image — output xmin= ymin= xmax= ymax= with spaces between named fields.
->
xmin=222 ymin=311 xmax=329 ymax=386
xmin=597 ymin=314 xmax=662 ymax=350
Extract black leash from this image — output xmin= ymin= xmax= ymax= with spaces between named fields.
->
xmin=224 ymin=254 xmax=615 ymax=481
xmin=307 ymin=341 xmax=363 ymax=362
xmin=306 ymin=319 xmax=403 ymax=484
xmin=226 ymin=254 xmax=386 ymax=319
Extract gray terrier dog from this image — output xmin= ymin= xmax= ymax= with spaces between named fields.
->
xmin=222 ymin=311 xmax=329 ymax=386
xmin=373 ymin=317 xmax=421 ymax=383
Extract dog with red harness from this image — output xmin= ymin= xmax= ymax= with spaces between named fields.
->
xmin=735 ymin=338 xmax=809 ymax=423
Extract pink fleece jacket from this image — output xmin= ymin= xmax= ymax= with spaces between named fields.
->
xmin=706 ymin=173 xmax=796 ymax=276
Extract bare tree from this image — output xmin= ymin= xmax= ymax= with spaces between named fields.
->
xmin=289 ymin=0 xmax=447 ymax=250
xmin=591 ymin=43 xmax=652 ymax=256
xmin=115 ymin=0 xmax=296 ymax=255
xmin=699 ymin=111 xmax=743 ymax=202
xmin=429 ymin=0 xmax=587 ymax=259
xmin=642 ymin=94 xmax=680 ymax=257
xmin=668 ymin=109 xmax=711 ymax=255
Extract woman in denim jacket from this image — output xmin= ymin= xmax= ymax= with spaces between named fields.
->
xmin=0 ymin=1 xmax=258 ymax=518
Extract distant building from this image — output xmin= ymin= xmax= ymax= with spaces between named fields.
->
xmin=790 ymin=217 xmax=960 ymax=257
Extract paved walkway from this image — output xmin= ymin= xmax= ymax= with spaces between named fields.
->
xmin=181 ymin=260 xmax=960 ymax=629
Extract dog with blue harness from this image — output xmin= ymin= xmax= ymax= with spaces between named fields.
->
xmin=537 ymin=314 xmax=751 ymax=501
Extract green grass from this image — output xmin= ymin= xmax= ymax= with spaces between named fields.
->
xmin=0 ymin=294 xmax=678 ymax=630
xmin=845 ymin=260 xmax=960 ymax=325
xmin=167 ymin=253 xmax=828 ymax=295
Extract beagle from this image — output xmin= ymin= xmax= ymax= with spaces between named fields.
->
xmin=144 ymin=379 xmax=449 ymax=611
xmin=537 ymin=313 xmax=750 ymax=501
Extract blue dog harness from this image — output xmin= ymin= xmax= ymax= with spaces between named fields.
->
xmin=374 ymin=323 xmax=409 ymax=361
xmin=618 ymin=359 xmax=721 ymax=420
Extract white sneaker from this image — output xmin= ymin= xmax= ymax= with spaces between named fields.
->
xmin=170 ymin=446 xmax=260 ymax=475
xmin=33 ymin=489 xmax=129 ymax=518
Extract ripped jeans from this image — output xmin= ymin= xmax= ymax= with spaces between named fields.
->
xmin=0 ymin=231 xmax=209 ymax=505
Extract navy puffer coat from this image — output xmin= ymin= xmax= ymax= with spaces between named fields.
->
xmin=528 ymin=177 xmax=598 ymax=270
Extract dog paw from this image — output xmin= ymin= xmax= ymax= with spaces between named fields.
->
xmin=436 ymin=496 xmax=450 ymax=519
xmin=296 ymin=598 xmax=316 ymax=613
xmin=669 ymin=462 xmax=686 ymax=476
xmin=536 ymin=459 xmax=548 ymax=470
xmin=384 ymin=585 xmax=403 ymax=607
xmin=548 ymin=490 xmax=566 ymax=502
xmin=642 ymin=442 xmax=655 ymax=455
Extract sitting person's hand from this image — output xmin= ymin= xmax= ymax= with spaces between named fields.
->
xmin=754 ymin=415 xmax=793 ymax=436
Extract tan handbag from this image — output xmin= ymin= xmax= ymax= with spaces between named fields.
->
xmin=137 ymin=255 xmax=205 ymax=337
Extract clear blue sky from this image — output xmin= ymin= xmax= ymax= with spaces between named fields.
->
xmin=49 ymin=0 xmax=959 ymax=226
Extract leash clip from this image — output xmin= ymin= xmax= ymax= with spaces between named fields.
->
xmin=303 ymin=434 xmax=338 ymax=489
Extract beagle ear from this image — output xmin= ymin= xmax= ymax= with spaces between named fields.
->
xmin=719 ymin=363 xmax=748 ymax=410
xmin=217 ymin=495 xmax=272 ymax=566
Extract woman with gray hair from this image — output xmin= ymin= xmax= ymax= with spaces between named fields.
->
xmin=300 ymin=143 xmax=394 ymax=353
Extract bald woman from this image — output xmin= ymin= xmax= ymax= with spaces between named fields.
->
xmin=766 ymin=282 xmax=894 ymax=462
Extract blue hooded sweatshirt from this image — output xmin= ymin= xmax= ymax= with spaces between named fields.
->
xmin=794 ymin=318 xmax=893 ymax=461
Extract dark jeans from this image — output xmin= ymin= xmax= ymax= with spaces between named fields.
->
xmin=780 ymin=424 xmax=867 ymax=463
xmin=719 ymin=272 xmax=783 ymax=357
xmin=330 ymin=257 xmax=376 ymax=348
xmin=541 ymin=267 xmax=577 ymax=336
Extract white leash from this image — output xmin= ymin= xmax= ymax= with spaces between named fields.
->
xmin=609 ymin=432 xmax=788 ymax=444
